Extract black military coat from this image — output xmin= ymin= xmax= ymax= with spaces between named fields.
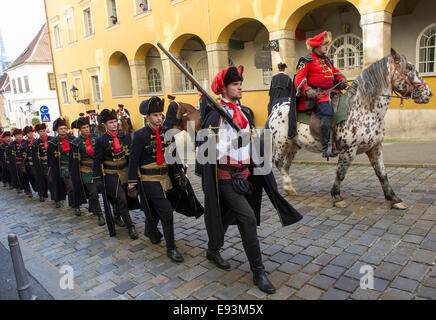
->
xmin=32 ymin=137 xmax=54 ymax=199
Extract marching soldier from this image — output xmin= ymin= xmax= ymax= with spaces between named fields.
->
xmin=128 ymin=97 xmax=203 ymax=262
xmin=32 ymin=123 xmax=54 ymax=202
xmin=294 ymin=30 xmax=348 ymax=158
xmin=70 ymin=116 xmax=105 ymax=226
xmin=9 ymin=129 xmax=32 ymax=195
xmin=117 ymin=104 xmax=133 ymax=130
xmin=93 ymin=109 xmax=138 ymax=239
xmin=0 ymin=131 xmax=12 ymax=188
xmin=47 ymin=118 xmax=76 ymax=211
xmin=22 ymin=126 xmax=38 ymax=196
xmin=87 ymin=110 xmax=97 ymax=134
xmin=197 ymin=66 xmax=302 ymax=294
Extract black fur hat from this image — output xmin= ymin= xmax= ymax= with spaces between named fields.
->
xmin=12 ymin=128 xmax=22 ymax=136
xmin=100 ymin=109 xmax=118 ymax=123
xmin=53 ymin=118 xmax=67 ymax=131
xmin=139 ymin=97 xmax=164 ymax=115
xmin=23 ymin=126 xmax=33 ymax=134
xmin=1 ymin=131 xmax=11 ymax=138
xmin=35 ymin=123 xmax=47 ymax=132
xmin=77 ymin=116 xmax=90 ymax=129
xmin=224 ymin=66 xmax=244 ymax=87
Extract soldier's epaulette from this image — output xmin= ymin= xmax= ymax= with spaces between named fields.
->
xmin=296 ymin=53 xmax=313 ymax=72
xmin=70 ymin=138 xmax=81 ymax=147
xmin=47 ymin=138 xmax=57 ymax=146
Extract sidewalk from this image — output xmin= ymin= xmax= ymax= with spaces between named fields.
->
xmin=294 ymin=142 xmax=436 ymax=167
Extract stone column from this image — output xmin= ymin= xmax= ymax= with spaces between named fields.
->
xmin=361 ymin=11 xmax=392 ymax=67
xmin=206 ymin=43 xmax=229 ymax=89
xmin=129 ymin=60 xmax=147 ymax=95
xmin=269 ymin=30 xmax=297 ymax=75
xmin=161 ymin=52 xmax=182 ymax=94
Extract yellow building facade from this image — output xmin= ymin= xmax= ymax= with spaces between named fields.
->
xmin=44 ymin=0 xmax=436 ymax=139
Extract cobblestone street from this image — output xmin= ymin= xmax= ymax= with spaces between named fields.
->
xmin=0 ymin=164 xmax=435 ymax=300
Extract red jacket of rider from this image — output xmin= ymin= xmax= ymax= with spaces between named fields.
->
xmin=294 ymin=52 xmax=345 ymax=111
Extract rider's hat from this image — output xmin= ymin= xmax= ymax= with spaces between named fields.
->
xmin=306 ymin=31 xmax=332 ymax=50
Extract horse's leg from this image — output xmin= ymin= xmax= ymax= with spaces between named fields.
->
xmin=366 ymin=143 xmax=407 ymax=210
xmin=330 ymin=148 xmax=357 ymax=208
xmin=280 ymin=140 xmax=299 ymax=196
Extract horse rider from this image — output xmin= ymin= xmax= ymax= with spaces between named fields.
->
xmin=128 ymin=97 xmax=203 ymax=262
xmin=162 ymin=94 xmax=182 ymax=131
xmin=196 ymin=65 xmax=302 ymax=294
xmin=70 ymin=116 xmax=106 ymax=226
xmin=47 ymin=118 xmax=76 ymax=211
xmin=87 ymin=110 xmax=97 ymax=133
xmin=32 ymin=123 xmax=54 ymax=202
xmin=117 ymin=104 xmax=133 ymax=130
xmin=294 ymin=30 xmax=348 ymax=158
xmin=93 ymin=109 xmax=139 ymax=240
xmin=268 ymin=62 xmax=294 ymax=115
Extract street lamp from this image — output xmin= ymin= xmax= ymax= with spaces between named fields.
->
xmin=70 ymin=85 xmax=90 ymax=104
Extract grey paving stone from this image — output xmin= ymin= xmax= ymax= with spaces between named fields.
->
xmin=321 ymin=288 xmax=350 ymax=300
xmin=320 ymin=265 xmax=346 ymax=279
xmin=381 ymin=288 xmax=414 ymax=300
xmin=374 ymin=262 xmax=403 ymax=281
xmin=296 ymin=285 xmax=323 ymax=300
xmin=113 ymin=281 xmax=137 ymax=294
xmin=309 ymin=274 xmax=336 ymax=290
xmin=391 ymin=277 xmax=419 ymax=293
xmin=289 ymin=254 xmax=313 ymax=266
xmin=136 ymin=290 xmax=161 ymax=300
xmin=399 ymin=262 xmax=430 ymax=282
xmin=277 ymin=262 xmax=302 ymax=274
xmin=154 ymin=278 xmax=184 ymax=295
xmin=330 ymin=252 xmax=360 ymax=268
xmin=269 ymin=252 xmax=292 ymax=264
xmin=334 ymin=277 xmax=360 ymax=293
xmin=416 ymin=286 xmax=436 ymax=299
xmin=96 ymin=263 xmax=117 ymax=274
xmin=359 ymin=252 xmax=385 ymax=265
xmin=313 ymin=253 xmax=335 ymax=266
xmin=286 ymin=273 xmax=313 ymax=289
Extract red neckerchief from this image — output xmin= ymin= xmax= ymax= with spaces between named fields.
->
xmin=28 ymin=138 xmax=34 ymax=144
xmin=151 ymin=126 xmax=164 ymax=165
xmin=82 ymin=134 xmax=93 ymax=156
xmin=40 ymin=137 xmax=48 ymax=150
xmin=119 ymin=109 xmax=123 ymax=115
xmin=16 ymin=139 xmax=23 ymax=149
xmin=106 ymin=131 xmax=121 ymax=153
xmin=59 ymin=135 xmax=70 ymax=153
xmin=220 ymin=100 xmax=248 ymax=129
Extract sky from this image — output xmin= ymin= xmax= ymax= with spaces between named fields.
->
xmin=0 ymin=0 xmax=47 ymax=61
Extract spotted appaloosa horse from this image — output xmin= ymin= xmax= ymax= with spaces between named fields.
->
xmin=268 ymin=49 xmax=433 ymax=209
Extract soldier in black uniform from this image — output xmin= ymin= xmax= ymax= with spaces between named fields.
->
xmin=93 ymin=109 xmax=138 ymax=240
xmin=0 ymin=131 xmax=12 ymax=188
xmin=9 ymin=129 xmax=32 ymax=195
xmin=117 ymin=104 xmax=133 ymax=130
xmin=0 ymin=128 xmax=3 ymax=183
xmin=22 ymin=126 xmax=38 ymax=196
xmin=47 ymin=118 xmax=76 ymax=211
xmin=70 ymin=117 xmax=105 ymax=226
xmin=32 ymin=123 xmax=54 ymax=202
xmin=128 ymin=97 xmax=203 ymax=262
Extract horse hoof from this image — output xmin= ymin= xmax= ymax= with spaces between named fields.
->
xmin=334 ymin=201 xmax=347 ymax=208
xmin=285 ymin=188 xmax=298 ymax=196
xmin=392 ymin=202 xmax=408 ymax=210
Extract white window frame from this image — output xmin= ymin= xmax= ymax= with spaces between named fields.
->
xmin=147 ymin=68 xmax=162 ymax=93
xmin=60 ymin=80 xmax=70 ymax=104
xmin=24 ymin=75 xmax=30 ymax=92
xmin=134 ymin=0 xmax=150 ymax=16
xmin=87 ymin=67 xmax=102 ymax=102
xmin=12 ymin=79 xmax=17 ymax=94
xmin=416 ymin=23 xmax=436 ymax=76
xmin=47 ymin=73 xmax=56 ymax=91
xmin=53 ymin=23 xmax=62 ymax=49
xmin=66 ymin=14 xmax=77 ymax=44
xmin=327 ymin=34 xmax=363 ymax=70
xmin=82 ymin=6 xmax=94 ymax=38
xmin=17 ymin=77 xmax=23 ymax=93
xmin=105 ymin=0 xmax=119 ymax=27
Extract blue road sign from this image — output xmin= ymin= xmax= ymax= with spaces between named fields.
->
xmin=40 ymin=105 xmax=49 ymax=114
xmin=41 ymin=113 xmax=50 ymax=123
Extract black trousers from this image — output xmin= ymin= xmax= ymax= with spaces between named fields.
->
xmin=84 ymin=182 xmax=102 ymax=214
xmin=62 ymin=177 xmax=74 ymax=207
xmin=104 ymin=174 xmax=134 ymax=228
xmin=209 ymin=180 xmax=263 ymax=269
xmin=16 ymin=164 xmax=31 ymax=193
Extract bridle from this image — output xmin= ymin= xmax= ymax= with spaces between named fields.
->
xmin=382 ymin=57 xmax=427 ymax=105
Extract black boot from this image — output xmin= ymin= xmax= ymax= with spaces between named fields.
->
xmin=74 ymin=207 xmax=81 ymax=216
xmin=121 ymin=211 xmax=138 ymax=240
xmin=320 ymin=117 xmax=334 ymax=158
xmin=144 ymin=228 xmax=163 ymax=244
xmin=39 ymin=196 xmax=45 ymax=202
xmin=206 ymin=249 xmax=231 ymax=270
xmin=252 ymin=266 xmax=276 ymax=294
xmin=96 ymin=213 xmax=105 ymax=226
xmin=55 ymin=201 xmax=61 ymax=208
xmin=25 ymin=190 xmax=32 ymax=198
xmin=113 ymin=215 xmax=125 ymax=227
xmin=128 ymin=226 xmax=138 ymax=240
xmin=167 ymin=248 xmax=184 ymax=263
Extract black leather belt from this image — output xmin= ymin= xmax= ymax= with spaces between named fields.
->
xmin=140 ymin=167 xmax=169 ymax=175
xmin=217 ymin=164 xmax=249 ymax=174
xmin=104 ymin=163 xmax=127 ymax=170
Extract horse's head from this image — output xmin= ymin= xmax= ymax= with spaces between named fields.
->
xmin=390 ymin=49 xmax=433 ymax=104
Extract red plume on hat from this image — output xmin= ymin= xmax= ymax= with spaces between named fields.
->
xmin=306 ymin=31 xmax=332 ymax=50
xmin=211 ymin=66 xmax=244 ymax=95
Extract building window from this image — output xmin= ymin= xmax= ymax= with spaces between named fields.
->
xmin=24 ymin=76 xmax=30 ymax=92
xmin=61 ymin=81 xmax=70 ymax=104
xmin=262 ymin=68 xmax=272 ymax=85
xmin=74 ymin=77 xmax=83 ymax=99
xmin=12 ymin=79 xmax=17 ymax=94
xmin=91 ymin=75 xmax=102 ymax=101
xmin=181 ymin=62 xmax=194 ymax=92
xmin=147 ymin=68 xmax=162 ymax=93
xmin=17 ymin=78 xmax=23 ymax=93
xmin=418 ymin=24 xmax=436 ymax=74
xmin=135 ymin=0 xmax=150 ymax=14
xmin=327 ymin=34 xmax=363 ymax=70
xmin=195 ymin=57 xmax=209 ymax=89
xmin=66 ymin=16 xmax=76 ymax=43
xmin=53 ymin=24 xmax=62 ymax=48
xmin=83 ymin=7 xmax=94 ymax=36
xmin=107 ymin=0 xmax=119 ymax=26
xmin=47 ymin=73 xmax=56 ymax=90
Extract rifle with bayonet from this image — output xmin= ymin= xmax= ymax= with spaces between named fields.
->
xmin=157 ymin=42 xmax=241 ymax=133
